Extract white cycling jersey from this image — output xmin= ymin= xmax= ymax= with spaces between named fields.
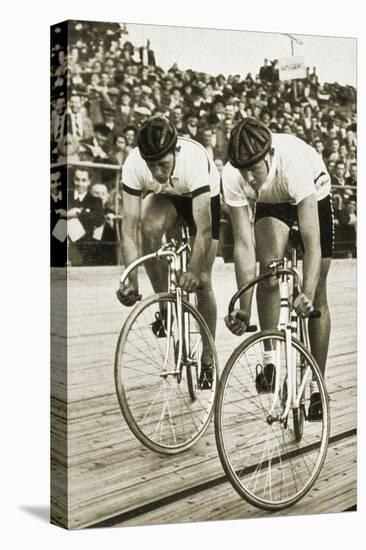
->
xmin=223 ymin=133 xmax=331 ymax=208
xmin=122 ymin=137 xmax=220 ymax=198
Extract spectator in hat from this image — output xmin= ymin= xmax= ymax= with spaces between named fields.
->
xmin=345 ymin=128 xmax=357 ymax=149
xmin=260 ymin=110 xmax=272 ymax=126
xmin=108 ymin=134 xmax=128 ymax=166
xmin=327 ymin=138 xmax=341 ymax=162
xmin=314 ymin=139 xmax=325 ymax=160
xmin=331 ymin=160 xmax=348 ymax=194
xmin=80 ymin=123 xmax=112 ymax=162
xmin=169 ymin=87 xmax=183 ymax=110
xmin=53 ymin=132 xmax=80 ymax=163
xmin=345 ymin=162 xmax=357 ymax=188
xmin=130 ymin=85 xmax=144 ymax=110
xmin=102 ymin=105 xmax=117 ymax=133
xmin=90 ymin=182 xmax=119 ymax=265
xmin=105 ymin=86 xmax=120 ymax=108
xmin=170 ymin=105 xmax=184 ymax=132
xmin=182 ymin=112 xmax=199 ymax=139
xmin=123 ymin=125 xmax=137 ymax=153
xmin=327 ymin=159 xmax=336 ymax=178
xmin=151 ymin=84 xmax=163 ymax=109
xmin=133 ymin=105 xmax=152 ymax=126
xmin=295 ymin=123 xmax=308 ymax=142
xmin=115 ymin=90 xmax=136 ymax=131
xmin=282 ymin=122 xmax=293 ymax=134
xmin=51 ymin=168 xmax=67 ymax=267
xmin=51 ymin=95 xmax=67 ymax=144
xmin=67 ymin=93 xmax=94 ymax=142
xmin=70 ymin=64 xmax=84 ymax=87
xmin=214 ymin=158 xmax=224 ymax=176
xmin=140 ymin=85 xmax=155 ymax=112
xmin=200 ymin=127 xmax=217 ymax=159
xmin=215 ymin=117 xmax=234 ymax=161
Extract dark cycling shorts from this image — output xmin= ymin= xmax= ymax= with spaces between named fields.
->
xmin=255 ymin=194 xmax=334 ymax=258
xmin=161 ymin=193 xmax=221 ymax=240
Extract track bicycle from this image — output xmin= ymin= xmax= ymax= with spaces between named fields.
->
xmin=215 ymin=224 xmax=330 ymax=510
xmin=115 ymin=225 xmax=219 ymax=454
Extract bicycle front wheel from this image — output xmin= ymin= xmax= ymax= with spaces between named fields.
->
xmin=115 ymin=292 xmax=218 ymax=454
xmin=215 ymin=330 xmax=330 ymax=510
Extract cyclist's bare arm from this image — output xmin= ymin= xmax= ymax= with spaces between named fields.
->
xmin=297 ymin=193 xmax=321 ymax=313
xmin=120 ymin=188 xmax=141 ymax=288
xmin=226 ymin=205 xmax=256 ymax=333
xmin=187 ymin=190 xmax=213 ymax=279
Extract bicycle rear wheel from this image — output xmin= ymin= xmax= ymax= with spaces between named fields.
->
xmin=115 ymin=292 xmax=218 ymax=454
xmin=215 ymin=330 xmax=330 ymax=510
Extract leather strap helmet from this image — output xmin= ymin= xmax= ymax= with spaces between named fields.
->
xmin=228 ymin=117 xmax=272 ymax=169
xmin=137 ymin=115 xmax=178 ymax=161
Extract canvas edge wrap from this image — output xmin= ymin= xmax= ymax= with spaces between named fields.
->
xmin=50 ymin=19 xmax=69 ymax=529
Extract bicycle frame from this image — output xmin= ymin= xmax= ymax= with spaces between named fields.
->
xmin=228 ymin=243 xmax=313 ymax=425
xmin=119 ymin=226 xmax=195 ymax=379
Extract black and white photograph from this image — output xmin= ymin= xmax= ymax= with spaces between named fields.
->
xmin=49 ymin=18 xmax=357 ymax=530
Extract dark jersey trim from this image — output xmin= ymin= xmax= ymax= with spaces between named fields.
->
xmin=192 ymin=185 xmax=211 ymax=198
xmin=123 ymin=183 xmax=142 ymax=197
xmin=314 ymin=171 xmax=326 ymax=184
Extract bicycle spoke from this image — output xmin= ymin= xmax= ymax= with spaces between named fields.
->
xmin=216 ymin=332 xmax=329 ymax=509
xmin=116 ymin=294 xmax=217 ymax=453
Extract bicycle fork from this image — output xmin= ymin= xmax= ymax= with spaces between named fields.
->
xmin=266 ymin=262 xmax=310 ymax=425
xmin=160 ymin=261 xmax=187 ymax=381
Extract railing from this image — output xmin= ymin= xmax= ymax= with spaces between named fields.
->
xmin=51 ymin=160 xmax=123 ymax=266
xmin=51 ymin=161 xmax=357 ymax=266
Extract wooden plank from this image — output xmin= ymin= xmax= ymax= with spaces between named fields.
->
xmin=51 ymin=260 xmax=357 ymax=528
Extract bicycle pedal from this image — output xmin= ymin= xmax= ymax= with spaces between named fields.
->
xmin=307 ymin=392 xmax=323 ymax=422
xmin=199 ymin=364 xmax=213 ymax=390
xmin=151 ymin=312 xmax=168 ymax=338
xmin=255 ymin=364 xmax=276 ymax=394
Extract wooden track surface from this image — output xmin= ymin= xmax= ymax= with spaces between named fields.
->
xmin=51 ymin=259 xmax=357 ymax=529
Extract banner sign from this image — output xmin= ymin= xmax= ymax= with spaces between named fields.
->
xmin=279 ymin=56 xmax=306 ymax=80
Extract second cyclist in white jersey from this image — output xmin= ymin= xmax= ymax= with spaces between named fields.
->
xmin=117 ymin=116 xmax=221 ymax=388
xmin=222 ymin=118 xmax=334 ymax=420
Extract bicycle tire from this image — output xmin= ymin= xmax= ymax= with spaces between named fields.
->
xmin=293 ymin=360 xmax=306 ymax=442
xmin=215 ymin=330 xmax=330 ymax=510
xmin=186 ymin=292 xmax=199 ymax=401
xmin=115 ymin=292 xmax=218 ymax=454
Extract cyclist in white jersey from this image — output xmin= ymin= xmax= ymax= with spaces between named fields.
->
xmin=117 ymin=116 xmax=221 ymax=388
xmin=222 ymin=118 xmax=334 ymax=420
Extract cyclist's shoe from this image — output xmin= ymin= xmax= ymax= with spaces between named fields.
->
xmin=199 ymin=363 xmax=213 ymax=390
xmin=281 ymin=379 xmax=288 ymax=406
xmin=151 ymin=312 xmax=168 ymax=338
xmin=255 ymin=363 xmax=276 ymax=394
xmin=308 ymin=392 xmax=323 ymax=422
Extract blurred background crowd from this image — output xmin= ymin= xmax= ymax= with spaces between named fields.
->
xmin=50 ymin=20 xmax=357 ymax=266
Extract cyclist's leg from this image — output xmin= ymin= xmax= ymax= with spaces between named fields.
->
xmin=255 ymin=214 xmax=290 ymax=331
xmin=308 ymin=194 xmax=334 ymax=377
xmin=141 ymin=193 xmax=178 ymax=293
xmin=194 ymin=238 xmax=218 ymax=340
xmin=191 ymin=195 xmax=220 ymax=342
xmin=254 ymin=210 xmax=291 ymax=392
xmin=308 ymin=258 xmax=331 ymax=377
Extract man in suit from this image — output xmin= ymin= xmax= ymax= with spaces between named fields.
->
xmin=67 ymin=93 xmax=94 ymax=142
xmin=68 ymin=168 xmax=104 ymax=265
xmin=51 ymin=169 xmax=67 ymax=267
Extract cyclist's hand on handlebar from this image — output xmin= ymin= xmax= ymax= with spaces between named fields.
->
xmin=225 ymin=309 xmax=250 ymax=336
xmin=116 ymin=282 xmax=140 ymax=307
xmin=179 ymin=271 xmax=200 ymax=293
xmin=293 ymin=292 xmax=313 ymax=318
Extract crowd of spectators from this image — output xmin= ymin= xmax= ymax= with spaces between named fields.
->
xmin=51 ymin=20 xmax=357 ymax=265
